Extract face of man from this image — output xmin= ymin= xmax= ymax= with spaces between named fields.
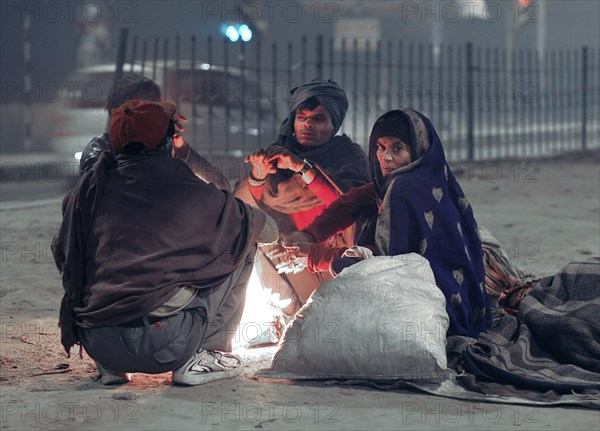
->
xmin=293 ymin=105 xmax=336 ymax=147
xmin=376 ymin=136 xmax=412 ymax=175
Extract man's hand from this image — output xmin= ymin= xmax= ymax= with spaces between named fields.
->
xmin=172 ymin=112 xmax=188 ymax=150
xmin=282 ymin=230 xmax=317 ymax=244
xmin=276 ymin=240 xmax=313 ymax=274
xmin=246 ymin=149 xmax=277 ymax=179
xmin=275 ymin=255 xmax=308 ymax=274
xmin=281 ymin=240 xmax=312 ymax=256
xmin=265 ymin=145 xmax=305 ymax=173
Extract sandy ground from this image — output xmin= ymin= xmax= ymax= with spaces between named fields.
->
xmin=1 ymin=151 xmax=599 ymax=430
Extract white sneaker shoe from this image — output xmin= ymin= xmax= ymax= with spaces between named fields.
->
xmin=172 ymin=349 xmax=243 ymax=386
xmin=95 ymin=362 xmax=132 ymax=385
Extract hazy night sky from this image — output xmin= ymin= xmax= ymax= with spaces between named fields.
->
xmin=2 ymin=1 xmax=599 ymax=87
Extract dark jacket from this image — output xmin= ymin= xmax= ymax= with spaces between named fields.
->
xmin=54 ymin=150 xmax=269 ymax=354
xmin=79 ymin=133 xmax=231 ymax=192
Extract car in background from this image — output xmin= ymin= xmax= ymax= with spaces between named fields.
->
xmin=49 ymin=61 xmax=277 ymax=168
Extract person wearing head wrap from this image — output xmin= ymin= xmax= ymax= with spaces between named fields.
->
xmin=234 ymin=79 xmax=370 ymax=317
xmin=278 ymin=78 xmax=350 ymax=139
xmin=52 ymin=99 xmax=278 ymax=385
xmin=285 ymin=109 xmax=491 ymax=338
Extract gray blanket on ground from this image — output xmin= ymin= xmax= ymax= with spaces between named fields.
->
xmin=455 ymin=258 xmax=599 ymax=388
xmin=334 ymin=258 xmax=600 ymax=408
xmin=435 ymin=257 xmax=600 ymax=406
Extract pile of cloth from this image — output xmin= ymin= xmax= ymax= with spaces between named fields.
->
xmin=393 ymin=257 xmax=600 ymax=408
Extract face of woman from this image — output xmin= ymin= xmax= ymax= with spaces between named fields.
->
xmin=376 ymin=136 xmax=412 ymax=175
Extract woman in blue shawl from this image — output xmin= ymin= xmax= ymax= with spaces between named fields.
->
xmin=373 ymin=109 xmax=490 ymax=337
xmin=286 ymin=109 xmax=490 ymax=337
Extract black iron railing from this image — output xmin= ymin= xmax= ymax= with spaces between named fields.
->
xmin=113 ymin=29 xmax=599 ymax=162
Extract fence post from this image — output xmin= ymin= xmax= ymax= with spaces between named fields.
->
xmin=207 ymin=37 xmax=214 ymax=156
xmin=316 ymin=35 xmax=324 ymax=79
xmin=108 ymin=28 xmax=129 ymax=131
xmin=162 ymin=38 xmax=168 ymax=98
xmin=301 ymin=36 xmax=307 ymax=82
xmin=175 ymin=34 xmax=180 ymax=108
xmin=114 ymin=28 xmax=129 ymax=87
xmin=581 ymin=45 xmax=588 ymax=150
xmin=23 ymin=13 xmax=31 ymax=151
xmin=190 ymin=35 xmax=196 ymax=149
xmin=466 ymin=42 xmax=475 ymax=161
xmin=129 ymin=35 xmax=137 ymax=73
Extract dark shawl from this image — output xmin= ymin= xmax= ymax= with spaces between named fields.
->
xmin=261 ymin=135 xmax=370 ymax=215
xmin=235 ymin=79 xmax=370 ymax=234
xmin=373 ymin=109 xmax=490 ymax=338
xmin=52 ymin=151 xmax=266 ymax=355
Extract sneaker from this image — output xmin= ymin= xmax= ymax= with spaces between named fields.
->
xmin=172 ymin=349 xmax=243 ymax=386
xmin=95 ymin=361 xmax=132 ymax=385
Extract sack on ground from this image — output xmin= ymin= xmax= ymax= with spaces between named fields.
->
xmin=257 ymin=253 xmax=453 ymax=381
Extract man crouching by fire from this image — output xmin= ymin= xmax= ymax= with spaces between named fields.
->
xmin=52 ymin=99 xmax=278 ymax=385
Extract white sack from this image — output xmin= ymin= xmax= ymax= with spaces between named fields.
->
xmin=257 ymin=253 xmax=453 ymax=381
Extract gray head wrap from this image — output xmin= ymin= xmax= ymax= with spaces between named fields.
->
xmin=278 ymin=79 xmax=349 ymax=138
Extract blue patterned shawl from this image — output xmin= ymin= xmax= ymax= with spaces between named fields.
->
xmin=373 ymin=110 xmax=490 ymax=337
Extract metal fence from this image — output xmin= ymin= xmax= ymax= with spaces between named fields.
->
xmin=115 ymin=30 xmax=600 ymax=162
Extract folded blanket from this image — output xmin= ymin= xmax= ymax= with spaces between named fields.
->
xmin=446 ymin=257 xmax=600 ymax=402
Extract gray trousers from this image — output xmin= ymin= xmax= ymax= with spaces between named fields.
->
xmin=78 ymin=249 xmax=255 ymax=374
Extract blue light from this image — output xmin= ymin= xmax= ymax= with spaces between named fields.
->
xmin=225 ymin=25 xmax=239 ymax=42
xmin=239 ymin=24 xmax=252 ymax=42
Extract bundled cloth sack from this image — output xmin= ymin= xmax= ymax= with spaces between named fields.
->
xmin=257 ymin=253 xmax=454 ymax=382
